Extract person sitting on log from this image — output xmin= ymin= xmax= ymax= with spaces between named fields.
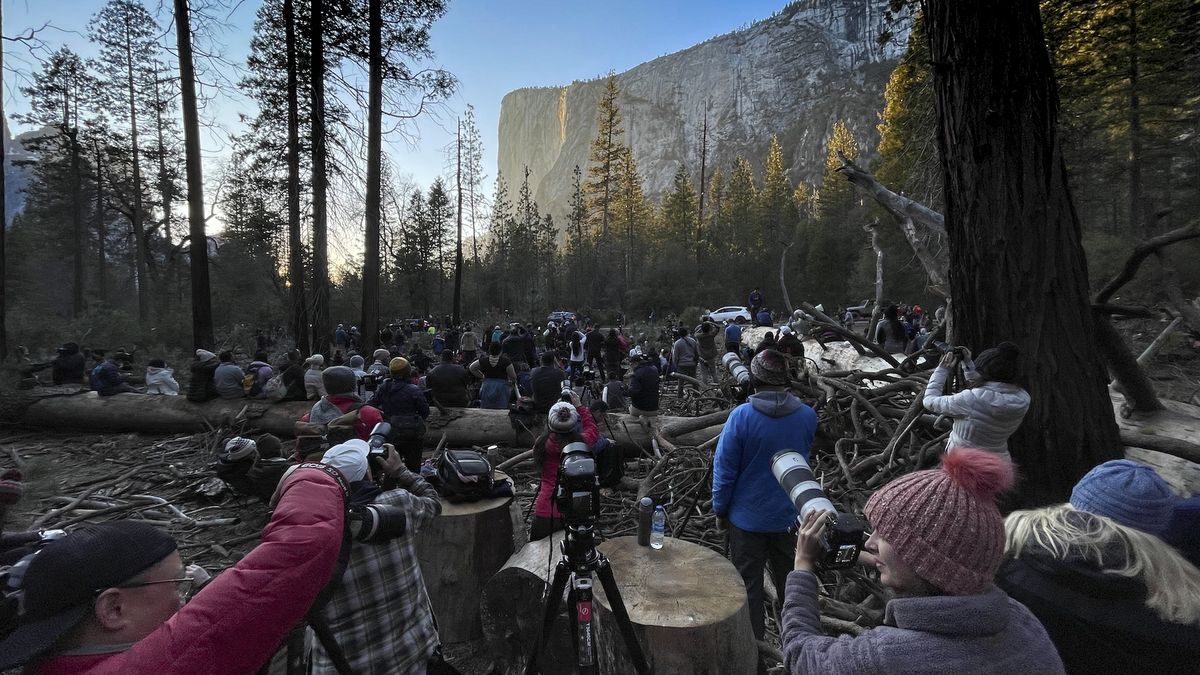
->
xmin=90 ymin=353 xmax=138 ymax=397
xmin=278 ymin=349 xmax=308 ymax=401
xmin=307 ymin=434 xmax=442 ymax=674
xmin=997 ymin=460 xmax=1200 ymax=673
xmin=922 ymin=342 xmax=1030 ymax=460
xmin=212 ymin=351 xmax=246 ymax=400
xmin=51 ymin=342 xmax=86 ymax=386
xmin=305 ymin=354 xmax=328 ymax=400
xmin=627 ymin=351 xmax=660 ymax=428
xmin=367 ymin=358 xmax=430 ymax=472
xmin=755 ymin=331 xmax=777 ymax=356
xmin=0 ymin=461 xmax=349 ymax=674
xmin=776 ymin=325 xmax=804 ymax=360
xmin=425 ymin=350 xmax=472 ymax=408
xmin=144 ymin=358 xmax=180 ymax=396
xmin=300 ymin=366 xmax=385 ymax=445
xmin=530 ymin=394 xmax=599 ymax=542
xmin=783 ymin=449 xmax=1065 ymax=675
xmin=186 ymin=350 xmax=220 ymax=403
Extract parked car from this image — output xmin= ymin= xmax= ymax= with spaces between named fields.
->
xmin=703 ymin=306 xmax=751 ymax=323
xmin=846 ymin=299 xmax=873 ymax=319
xmin=546 ymin=310 xmax=577 ymax=324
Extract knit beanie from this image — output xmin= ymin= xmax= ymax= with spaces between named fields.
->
xmin=0 ymin=469 xmax=23 ymax=505
xmin=750 ymin=349 xmax=789 ymax=386
xmin=322 ymin=366 xmax=358 ymax=396
xmin=348 ymin=355 xmax=365 ymax=369
xmin=1070 ymin=459 xmax=1177 ymax=535
xmin=864 ymin=449 xmax=1014 ymax=595
xmin=973 ymin=342 xmax=1020 ymax=383
xmin=372 ymin=349 xmax=390 ymax=364
xmin=389 ymin=357 xmax=410 ymax=376
xmin=548 ymin=401 xmax=580 ymax=433
xmin=195 ymin=349 xmax=216 ymax=363
xmin=221 ymin=437 xmax=258 ymax=463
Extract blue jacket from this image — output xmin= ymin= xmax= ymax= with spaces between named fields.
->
xmin=713 ymin=391 xmax=817 ymax=532
xmin=725 ymin=323 xmax=742 ymax=343
xmin=366 ymin=377 xmax=430 ymax=421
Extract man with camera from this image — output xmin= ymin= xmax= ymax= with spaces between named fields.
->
xmin=712 ymin=349 xmax=818 ymax=645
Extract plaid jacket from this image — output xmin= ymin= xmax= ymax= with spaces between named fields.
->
xmin=312 ymin=472 xmax=442 ymax=675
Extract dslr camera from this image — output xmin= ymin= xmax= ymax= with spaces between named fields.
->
xmin=345 ymin=422 xmax=409 ymax=543
xmin=560 ymin=380 xmax=575 ymax=403
xmin=771 ymin=450 xmax=864 ymax=569
xmin=554 ymin=441 xmax=600 ymax=528
xmin=933 ymin=341 xmax=966 ymax=356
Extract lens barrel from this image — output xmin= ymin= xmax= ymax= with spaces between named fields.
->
xmin=770 ymin=450 xmax=835 ymax=518
xmin=348 ymin=503 xmax=407 ymax=542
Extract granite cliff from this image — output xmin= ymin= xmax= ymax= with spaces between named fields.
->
xmin=497 ymin=0 xmax=911 ymax=224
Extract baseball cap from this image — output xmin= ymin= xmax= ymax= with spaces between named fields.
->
xmin=0 ymin=521 xmax=177 ymax=670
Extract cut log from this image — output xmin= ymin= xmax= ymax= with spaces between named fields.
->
xmin=414 ymin=487 xmax=524 ymax=642
xmin=480 ymin=532 xmax=575 ymax=675
xmin=4 ymin=391 xmax=691 ymax=452
xmin=593 ymin=536 xmax=757 ymax=674
xmin=1112 ymin=391 xmax=1200 ymax=466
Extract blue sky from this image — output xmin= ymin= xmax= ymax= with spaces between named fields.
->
xmin=5 ymin=0 xmax=785 ymax=191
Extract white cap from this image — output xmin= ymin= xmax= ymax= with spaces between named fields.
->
xmin=322 ymin=439 xmax=370 ymax=482
xmin=548 ymin=401 xmax=580 ymax=433
xmin=780 ymin=325 xmax=792 ymax=334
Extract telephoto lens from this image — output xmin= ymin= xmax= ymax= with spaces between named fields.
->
xmin=560 ymin=380 xmax=574 ymax=402
xmin=347 ymin=503 xmax=407 ymax=543
xmin=367 ymin=422 xmax=392 ymax=460
xmin=770 ymin=450 xmax=864 ymax=569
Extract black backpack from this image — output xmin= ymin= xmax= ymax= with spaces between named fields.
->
xmin=593 ymin=436 xmax=624 ymax=488
xmin=436 ymin=449 xmax=495 ymax=503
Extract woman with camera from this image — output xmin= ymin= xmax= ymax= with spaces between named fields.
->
xmin=529 ymin=392 xmax=599 ymax=541
xmin=923 ymin=341 xmax=1030 ymax=459
xmin=782 ymin=449 xmax=1065 ymax=674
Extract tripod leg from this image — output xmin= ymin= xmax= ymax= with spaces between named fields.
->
xmin=524 ymin=560 xmax=571 ymax=675
xmin=595 ymin=556 xmax=652 ymax=675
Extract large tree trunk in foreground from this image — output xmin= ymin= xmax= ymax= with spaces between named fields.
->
xmin=926 ymin=0 xmax=1121 ymax=504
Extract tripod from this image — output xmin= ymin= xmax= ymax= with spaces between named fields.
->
xmin=524 ymin=524 xmax=651 ymax=675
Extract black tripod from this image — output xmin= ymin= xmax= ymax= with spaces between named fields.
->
xmin=524 ymin=524 xmax=651 ymax=675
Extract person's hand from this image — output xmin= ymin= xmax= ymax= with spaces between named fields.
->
xmin=938 ymin=352 xmax=959 ymax=369
xmin=379 ymin=443 xmax=404 ymax=477
xmin=958 ymin=346 xmax=972 ymax=360
xmin=794 ymin=509 xmax=832 ymax=572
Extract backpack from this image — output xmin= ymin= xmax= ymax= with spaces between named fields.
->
xmin=593 ymin=436 xmax=624 ymax=488
xmin=243 ymin=364 xmax=265 ymax=396
xmin=436 ymin=449 xmax=494 ymax=503
xmin=261 ymin=372 xmax=287 ymax=400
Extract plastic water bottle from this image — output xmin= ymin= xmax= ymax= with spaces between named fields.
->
xmin=650 ymin=505 xmax=666 ymax=549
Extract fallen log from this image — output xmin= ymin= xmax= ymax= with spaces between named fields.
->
xmin=4 ymin=392 xmax=693 ymax=452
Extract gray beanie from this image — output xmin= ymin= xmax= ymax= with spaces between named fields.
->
xmin=322 ymin=366 xmax=358 ymax=396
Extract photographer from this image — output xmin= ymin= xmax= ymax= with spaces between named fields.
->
xmin=0 ymin=463 xmax=348 ymax=674
xmin=782 ymin=450 xmax=1064 ymax=674
xmin=712 ymin=349 xmax=817 ymax=645
xmin=367 ymin=358 xmax=430 ymax=471
xmin=530 ymin=394 xmax=599 ymax=541
xmin=311 ymin=435 xmax=442 ymax=674
xmin=923 ymin=341 xmax=1030 ymax=459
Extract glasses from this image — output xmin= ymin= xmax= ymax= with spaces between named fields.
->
xmin=104 ymin=576 xmax=197 ymax=602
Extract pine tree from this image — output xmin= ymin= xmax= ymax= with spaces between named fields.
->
xmin=584 ymin=74 xmax=624 ymax=242
xmin=611 ymin=146 xmax=650 ymax=299
xmin=804 ymin=120 xmax=864 ymax=308
xmin=427 ymin=177 xmax=453 ymax=308
xmin=756 ymin=135 xmax=798 ymax=289
xmin=566 ymin=165 xmax=588 ymax=306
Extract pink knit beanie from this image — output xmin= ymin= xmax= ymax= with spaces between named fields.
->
xmin=863 ymin=449 xmax=1014 ymax=595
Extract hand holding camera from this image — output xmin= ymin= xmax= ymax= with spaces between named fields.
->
xmin=793 ymin=509 xmax=833 ymax=572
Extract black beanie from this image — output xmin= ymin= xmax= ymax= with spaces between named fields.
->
xmin=974 ymin=341 xmax=1020 ymax=383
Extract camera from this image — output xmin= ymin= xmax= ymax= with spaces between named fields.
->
xmin=933 ymin=341 xmax=965 ymax=356
xmin=347 ymin=503 xmax=407 ymax=542
xmin=366 ymin=422 xmax=392 ymax=468
xmin=362 ymin=372 xmax=380 ymax=392
xmin=770 ymin=450 xmax=864 ymax=569
xmin=554 ymin=441 xmax=600 ymax=527
xmin=560 ymin=380 xmax=575 ymax=402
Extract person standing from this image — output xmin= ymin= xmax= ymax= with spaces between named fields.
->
xmin=724 ymin=320 xmax=743 ymax=354
xmin=672 ymin=327 xmax=700 ymax=391
xmin=470 ymin=343 xmax=517 ymax=410
xmin=712 ymin=349 xmax=817 ymax=644
xmin=530 ymin=352 xmax=567 ymax=415
xmin=748 ymin=287 xmax=764 ymax=319
xmin=694 ymin=319 xmax=719 ymax=384
xmin=459 ymin=324 xmax=479 ymax=365
xmin=583 ymin=325 xmax=606 ymax=381
xmin=923 ymin=342 xmax=1030 ymax=459
xmin=367 ymin=358 xmax=430 ymax=471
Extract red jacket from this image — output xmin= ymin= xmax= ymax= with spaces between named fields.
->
xmin=30 ymin=466 xmax=347 ymax=675
xmin=534 ymin=406 xmax=600 ymax=519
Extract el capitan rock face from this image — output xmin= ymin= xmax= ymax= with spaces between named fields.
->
xmin=497 ymin=0 xmax=911 ymax=226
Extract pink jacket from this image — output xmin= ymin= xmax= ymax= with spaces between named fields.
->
xmin=30 ymin=466 xmax=347 ymax=675
xmin=534 ymin=406 xmax=600 ymax=519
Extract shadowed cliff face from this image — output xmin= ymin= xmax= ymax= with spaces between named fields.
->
xmin=498 ymin=0 xmax=911 ymax=226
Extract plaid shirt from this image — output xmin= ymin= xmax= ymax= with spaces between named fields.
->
xmin=312 ymin=473 xmax=442 ymax=675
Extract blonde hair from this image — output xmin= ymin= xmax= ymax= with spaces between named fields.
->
xmin=1004 ymin=504 xmax=1200 ymax=625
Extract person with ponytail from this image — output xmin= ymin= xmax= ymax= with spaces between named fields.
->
xmin=783 ymin=449 xmax=1065 ymax=674
xmin=922 ymin=341 xmax=1030 ymax=458
xmin=998 ymin=460 xmax=1200 ymax=673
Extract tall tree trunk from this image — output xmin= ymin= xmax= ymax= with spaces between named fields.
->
xmin=93 ymin=140 xmax=107 ymax=304
xmin=0 ymin=2 xmax=7 ymax=361
xmin=284 ymin=0 xmax=308 ymax=354
xmin=360 ymin=0 xmax=382 ymax=355
xmin=1127 ymin=0 xmax=1143 ymax=236
xmin=175 ymin=0 xmax=213 ymax=350
xmin=453 ymin=119 xmax=463 ymax=325
xmin=70 ymin=130 xmax=85 ymax=318
xmin=153 ymin=74 xmax=175 ymax=305
xmin=124 ymin=20 xmax=149 ymax=322
xmin=926 ymin=0 xmax=1121 ymax=505
xmin=696 ymin=105 xmax=707 ymax=286
xmin=310 ymin=0 xmax=331 ymax=355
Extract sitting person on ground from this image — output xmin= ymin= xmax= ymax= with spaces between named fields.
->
xmin=367 ymin=358 xmax=430 ymax=471
xmin=923 ymin=341 xmax=1030 ymax=459
xmin=309 ymin=433 xmax=442 ymax=674
xmin=278 ymin=349 xmax=308 ymax=401
xmin=245 ymin=351 xmax=273 ymax=398
xmin=530 ymin=395 xmax=599 ymax=541
xmin=305 ymin=353 xmax=327 ymax=400
xmin=783 ymin=449 xmax=1065 ymax=674
xmin=300 ymin=365 xmax=384 ymax=443
xmin=776 ymin=325 xmax=804 ymax=359
xmin=997 ymin=460 xmax=1200 ymax=674
xmin=425 ymin=349 xmax=472 ymax=408
xmin=213 ymin=351 xmax=246 ymax=400
xmin=628 ymin=351 xmax=660 ymax=422
xmin=51 ymin=342 xmax=86 ymax=385
xmin=0 ymin=460 xmax=349 ymax=674
xmin=144 ymin=358 xmax=180 ymax=396
xmin=875 ymin=304 xmax=909 ymax=354
xmin=90 ymin=353 xmax=137 ymax=397
xmin=470 ymin=343 xmax=517 ymax=410
xmin=755 ymin=306 xmax=772 ymax=327
xmin=530 ymin=352 xmax=567 ymax=415
xmin=755 ymin=330 xmax=777 ymax=356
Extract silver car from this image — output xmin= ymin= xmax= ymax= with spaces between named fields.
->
xmin=704 ymin=305 xmax=752 ymax=323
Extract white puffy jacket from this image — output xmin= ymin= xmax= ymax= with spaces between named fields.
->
xmin=923 ymin=366 xmax=1030 ymax=456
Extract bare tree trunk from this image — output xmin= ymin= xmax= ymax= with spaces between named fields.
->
xmin=70 ymin=129 xmax=84 ymax=318
xmin=696 ymin=105 xmax=707 ymax=285
xmin=360 ymin=0 xmax=382 ymax=356
xmin=284 ymin=0 xmax=308 ymax=353
xmin=153 ymin=74 xmax=175 ymax=307
xmin=311 ymin=0 xmax=331 ymax=355
xmin=175 ymin=0 xmax=213 ymax=350
xmin=778 ymin=242 xmax=794 ymax=315
xmin=93 ymin=139 xmax=108 ymax=304
xmin=124 ymin=22 xmax=149 ymax=322
xmin=453 ymin=119 xmax=464 ymax=325
xmin=1127 ymin=0 xmax=1143 ymax=236
xmin=0 ymin=3 xmax=7 ymax=361
xmin=868 ymin=222 xmax=884 ymax=336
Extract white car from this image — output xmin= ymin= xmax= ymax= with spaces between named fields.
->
xmin=704 ymin=305 xmax=752 ymax=323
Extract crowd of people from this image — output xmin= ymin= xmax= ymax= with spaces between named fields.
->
xmin=3 ymin=300 xmax=1199 ymax=675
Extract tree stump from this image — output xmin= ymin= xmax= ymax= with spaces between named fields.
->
xmin=480 ymin=532 xmax=576 ymax=675
xmin=593 ymin=536 xmax=757 ymax=674
xmin=415 ymin=485 xmax=523 ymax=643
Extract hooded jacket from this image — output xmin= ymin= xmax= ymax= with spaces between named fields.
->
xmin=144 ymin=367 xmax=179 ymax=396
xmin=923 ymin=366 xmax=1030 ymax=456
xmin=713 ymin=391 xmax=817 ymax=532
xmin=628 ymin=362 xmax=660 ymax=412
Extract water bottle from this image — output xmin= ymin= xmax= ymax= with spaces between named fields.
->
xmin=650 ymin=505 xmax=666 ymax=549
xmin=637 ymin=497 xmax=654 ymax=546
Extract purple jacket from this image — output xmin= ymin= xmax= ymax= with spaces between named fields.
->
xmin=782 ymin=570 xmax=1065 ymax=675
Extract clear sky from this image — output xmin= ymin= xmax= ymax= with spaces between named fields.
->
xmin=5 ymin=0 xmax=786 ymax=191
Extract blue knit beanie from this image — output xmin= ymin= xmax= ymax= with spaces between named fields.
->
xmin=1070 ymin=460 xmax=1177 ymax=534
